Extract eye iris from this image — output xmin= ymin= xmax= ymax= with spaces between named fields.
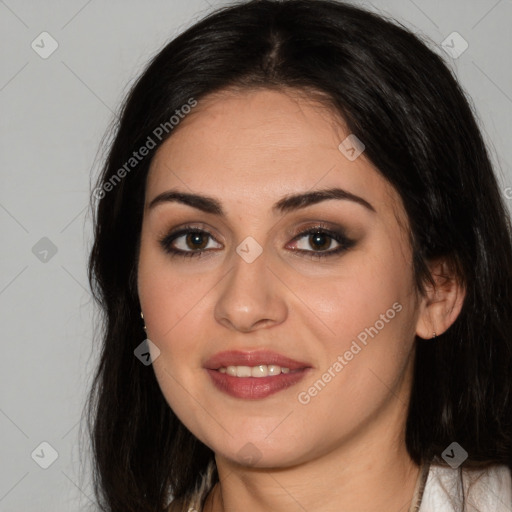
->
xmin=187 ymin=232 xmax=208 ymax=250
xmin=310 ymin=232 xmax=330 ymax=251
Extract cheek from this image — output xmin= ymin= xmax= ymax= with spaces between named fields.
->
xmin=138 ymin=258 xmax=221 ymax=411
xmin=309 ymin=243 xmax=410 ymax=344
xmin=139 ymin=263 xmax=211 ymax=423
xmin=140 ymin=272 xmax=208 ymax=357
xmin=304 ymin=243 xmax=416 ymax=394
xmin=294 ymin=297 xmax=415 ymax=447
xmin=138 ymin=236 xmax=208 ymax=344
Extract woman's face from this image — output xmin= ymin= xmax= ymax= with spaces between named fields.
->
xmin=137 ymin=88 xmax=423 ymax=468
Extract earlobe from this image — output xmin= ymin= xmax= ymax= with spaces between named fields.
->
xmin=415 ymin=259 xmax=465 ymax=340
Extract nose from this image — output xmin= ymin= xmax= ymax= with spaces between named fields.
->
xmin=214 ymin=245 xmax=288 ymax=333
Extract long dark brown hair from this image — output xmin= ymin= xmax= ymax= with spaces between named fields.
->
xmin=84 ymin=1 xmax=512 ymax=510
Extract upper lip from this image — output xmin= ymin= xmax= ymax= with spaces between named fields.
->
xmin=204 ymin=350 xmax=312 ymax=371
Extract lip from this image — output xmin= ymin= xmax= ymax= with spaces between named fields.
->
xmin=203 ymin=349 xmax=313 ymax=400
xmin=203 ymin=349 xmax=312 ymax=371
xmin=206 ymin=368 xmax=311 ymax=399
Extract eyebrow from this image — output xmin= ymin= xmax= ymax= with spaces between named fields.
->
xmin=147 ymin=187 xmax=376 ymax=216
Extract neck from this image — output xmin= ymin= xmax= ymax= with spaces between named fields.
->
xmin=205 ymin=420 xmax=420 ymax=512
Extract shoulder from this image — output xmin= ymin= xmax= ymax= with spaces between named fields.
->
xmin=419 ymin=463 xmax=512 ymax=511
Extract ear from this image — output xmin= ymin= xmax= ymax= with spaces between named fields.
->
xmin=415 ymin=258 xmax=465 ymax=339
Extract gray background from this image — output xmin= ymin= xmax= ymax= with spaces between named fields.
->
xmin=1 ymin=0 xmax=511 ymax=510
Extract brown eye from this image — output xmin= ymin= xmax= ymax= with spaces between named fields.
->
xmin=288 ymin=226 xmax=356 ymax=259
xmin=307 ymin=232 xmax=334 ymax=251
xmin=159 ymin=227 xmax=221 ymax=258
xmin=184 ymin=232 xmax=209 ymax=250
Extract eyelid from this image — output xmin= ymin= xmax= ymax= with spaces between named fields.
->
xmin=158 ymin=221 xmax=221 ymax=242
xmin=287 ymin=220 xmax=347 ymax=238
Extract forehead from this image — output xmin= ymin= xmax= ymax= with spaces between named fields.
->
xmin=146 ymin=88 xmax=401 ymax=220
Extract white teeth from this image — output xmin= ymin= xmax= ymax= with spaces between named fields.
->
xmin=218 ymin=365 xmax=292 ymax=377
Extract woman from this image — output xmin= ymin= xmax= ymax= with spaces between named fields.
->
xmin=86 ymin=1 xmax=512 ymax=510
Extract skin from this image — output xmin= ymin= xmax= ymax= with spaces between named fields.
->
xmin=137 ymin=88 xmax=465 ymax=512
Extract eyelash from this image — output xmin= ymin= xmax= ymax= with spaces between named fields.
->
xmin=158 ymin=223 xmax=356 ymax=260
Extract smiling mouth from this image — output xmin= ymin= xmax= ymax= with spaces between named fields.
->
xmin=216 ymin=364 xmax=304 ymax=377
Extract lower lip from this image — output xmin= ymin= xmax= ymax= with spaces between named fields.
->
xmin=205 ymin=368 xmax=311 ymax=399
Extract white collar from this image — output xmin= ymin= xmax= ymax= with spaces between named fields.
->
xmin=418 ymin=463 xmax=512 ymax=511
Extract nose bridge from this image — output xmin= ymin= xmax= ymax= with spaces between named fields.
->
xmin=226 ymin=236 xmax=271 ymax=301
xmin=214 ymin=236 xmax=286 ymax=330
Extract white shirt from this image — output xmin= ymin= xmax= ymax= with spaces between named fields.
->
xmin=419 ymin=463 xmax=512 ymax=511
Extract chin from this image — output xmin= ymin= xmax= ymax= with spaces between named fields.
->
xmin=207 ymin=432 xmax=307 ymax=468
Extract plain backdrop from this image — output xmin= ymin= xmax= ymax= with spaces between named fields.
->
xmin=1 ymin=0 xmax=511 ymax=510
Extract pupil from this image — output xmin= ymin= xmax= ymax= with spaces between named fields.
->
xmin=311 ymin=232 xmax=329 ymax=251
xmin=188 ymin=233 xmax=207 ymax=250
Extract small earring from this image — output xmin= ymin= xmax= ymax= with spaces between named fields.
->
xmin=432 ymin=332 xmax=437 ymax=339
xmin=140 ymin=310 xmax=147 ymax=332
